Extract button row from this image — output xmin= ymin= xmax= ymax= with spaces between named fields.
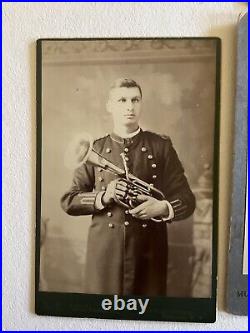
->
xmin=103 ymin=147 xmax=157 ymax=168
xmin=108 ymin=222 xmax=148 ymax=228
xmin=99 ymin=176 xmax=156 ymax=184
xmin=107 ymin=211 xmax=152 ymax=226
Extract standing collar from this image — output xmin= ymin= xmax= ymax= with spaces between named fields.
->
xmin=110 ymin=128 xmax=142 ymax=144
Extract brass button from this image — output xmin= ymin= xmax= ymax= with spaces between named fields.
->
xmin=125 ymin=138 xmax=133 ymax=145
xmin=124 ymin=221 xmax=129 ymax=226
xmin=108 ymin=223 xmax=114 ymax=228
xmin=149 ymin=183 xmax=154 ymax=187
xmin=125 ymin=210 xmax=129 ymax=215
xmin=101 ymin=186 xmax=106 ymax=190
xmin=141 ymin=147 xmax=147 ymax=152
xmin=98 ymin=176 xmax=104 ymax=182
xmin=142 ymin=224 xmax=148 ymax=228
xmin=147 ymin=155 xmax=153 ymax=160
xmin=152 ymin=163 xmax=157 ymax=168
xmin=125 ymin=157 xmax=129 ymax=162
xmin=152 ymin=175 xmax=157 ymax=179
xmin=107 ymin=212 xmax=112 ymax=217
xmin=106 ymin=148 xmax=111 ymax=153
xmin=124 ymin=147 xmax=129 ymax=153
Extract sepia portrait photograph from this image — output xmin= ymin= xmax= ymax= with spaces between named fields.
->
xmin=36 ymin=38 xmax=220 ymax=321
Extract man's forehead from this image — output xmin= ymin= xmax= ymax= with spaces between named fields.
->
xmin=109 ymin=86 xmax=141 ymax=99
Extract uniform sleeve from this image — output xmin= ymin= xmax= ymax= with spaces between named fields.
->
xmin=162 ymin=140 xmax=196 ymax=221
xmin=61 ymin=164 xmax=98 ymax=216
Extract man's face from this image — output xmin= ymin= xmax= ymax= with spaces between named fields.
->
xmin=107 ymin=87 xmax=142 ymax=127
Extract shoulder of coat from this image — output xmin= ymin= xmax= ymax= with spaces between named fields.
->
xmin=143 ymin=130 xmax=171 ymax=142
xmin=93 ymin=134 xmax=110 ymax=151
xmin=93 ymin=134 xmax=109 ymax=144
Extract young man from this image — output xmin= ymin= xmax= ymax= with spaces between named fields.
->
xmin=61 ymin=78 xmax=196 ymax=296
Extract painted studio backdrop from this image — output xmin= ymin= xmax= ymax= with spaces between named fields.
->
xmin=39 ymin=39 xmax=217 ymax=297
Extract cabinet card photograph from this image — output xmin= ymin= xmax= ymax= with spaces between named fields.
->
xmin=36 ymin=38 xmax=221 ymax=322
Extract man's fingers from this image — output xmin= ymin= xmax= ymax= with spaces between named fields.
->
xmin=136 ymin=210 xmax=147 ymax=217
xmin=129 ymin=201 xmax=148 ymax=214
xmin=117 ymin=179 xmax=128 ymax=186
xmin=136 ymin=194 xmax=151 ymax=202
xmin=139 ymin=215 xmax=148 ymax=220
xmin=131 ymin=212 xmax=148 ymax=220
xmin=116 ymin=189 xmax=126 ymax=198
xmin=116 ymin=183 xmax=128 ymax=191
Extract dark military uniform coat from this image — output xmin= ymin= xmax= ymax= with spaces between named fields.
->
xmin=61 ymin=129 xmax=195 ymax=296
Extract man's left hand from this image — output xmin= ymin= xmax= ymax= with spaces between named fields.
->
xmin=129 ymin=195 xmax=169 ymax=220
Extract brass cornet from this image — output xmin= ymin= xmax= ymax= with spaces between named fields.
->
xmin=70 ymin=133 xmax=165 ymax=222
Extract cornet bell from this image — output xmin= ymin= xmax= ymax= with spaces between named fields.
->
xmin=64 ymin=132 xmax=94 ymax=169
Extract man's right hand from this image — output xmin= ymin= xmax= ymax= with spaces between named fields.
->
xmin=102 ymin=179 xmax=128 ymax=205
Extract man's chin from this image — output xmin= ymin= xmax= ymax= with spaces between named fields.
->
xmin=122 ymin=120 xmax=138 ymax=126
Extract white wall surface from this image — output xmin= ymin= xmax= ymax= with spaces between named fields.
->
xmin=3 ymin=2 xmax=248 ymax=331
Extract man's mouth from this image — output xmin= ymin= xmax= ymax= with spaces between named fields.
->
xmin=124 ymin=114 xmax=135 ymax=118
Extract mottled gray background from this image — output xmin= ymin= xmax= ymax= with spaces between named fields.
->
xmin=226 ymin=13 xmax=248 ymax=315
xmin=39 ymin=39 xmax=217 ymax=297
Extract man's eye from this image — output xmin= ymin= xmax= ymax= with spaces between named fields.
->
xmin=132 ymin=98 xmax=140 ymax=103
xmin=120 ymin=98 xmax=126 ymax=103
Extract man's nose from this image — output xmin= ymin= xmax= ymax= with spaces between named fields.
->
xmin=127 ymin=100 xmax=134 ymax=111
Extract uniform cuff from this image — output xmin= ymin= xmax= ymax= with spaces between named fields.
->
xmin=94 ymin=191 xmax=106 ymax=210
xmin=161 ymin=200 xmax=175 ymax=221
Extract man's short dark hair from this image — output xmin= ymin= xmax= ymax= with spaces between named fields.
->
xmin=110 ymin=78 xmax=142 ymax=97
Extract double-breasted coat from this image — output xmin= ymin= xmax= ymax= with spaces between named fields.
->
xmin=61 ymin=129 xmax=196 ymax=296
